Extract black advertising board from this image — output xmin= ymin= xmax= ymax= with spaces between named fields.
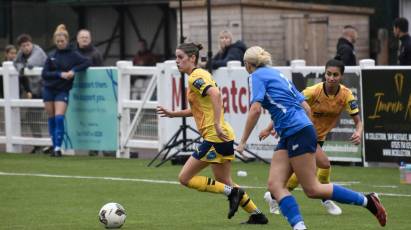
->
xmin=362 ymin=69 xmax=411 ymax=163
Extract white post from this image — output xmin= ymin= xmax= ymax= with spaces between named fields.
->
xmin=227 ymin=60 xmax=241 ymax=68
xmin=290 ymin=59 xmax=306 ymax=69
xmin=358 ymin=59 xmax=375 ymax=167
xmin=116 ymin=61 xmax=132 ymax=158
xmin=359 ymin=59 xmax=375 ymax=69
xmin=2 ymin=61 xmax=22 ymax=152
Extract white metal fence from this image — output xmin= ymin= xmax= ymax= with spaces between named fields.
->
xmin=0 ymin=61 xmax=159 ymax=156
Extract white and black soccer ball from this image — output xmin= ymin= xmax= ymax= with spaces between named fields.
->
xmin=98 ymin=202 xmax=126 ymax=229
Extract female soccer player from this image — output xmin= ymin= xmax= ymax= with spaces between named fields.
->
xmin=261 ymin=59 xmax=363 ymax=216
xmin=156 ymin=42 xmax=267 ymax=224
xmin=42 ymin=24 xmax=90 ymax=157
xmin=236 ymin=46 xmax=386 ymax=230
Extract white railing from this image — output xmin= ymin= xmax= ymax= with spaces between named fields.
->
xmin=116 ymin=61 xmax=159 ymax=158
xmin=0 ymin=61 xmax=160 ymax=155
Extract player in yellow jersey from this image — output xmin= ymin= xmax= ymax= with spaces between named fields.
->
xmin=157 ymin=42 xmax=268 ymax=224
xmin=261 ymin=59 xmax=363 ymax=216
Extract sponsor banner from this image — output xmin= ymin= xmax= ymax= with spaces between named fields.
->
xmin=292 ymin=67 xmax=363 ymax=162
xmin=362 ymin=69 xmax=411 ymax=163
xmin=65 ymin=68 xmax=118 ymax=151
xmin=157 ymin=63 xmax=292 ymax=159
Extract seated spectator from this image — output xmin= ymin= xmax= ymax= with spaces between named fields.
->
xmin=4 ymin=45 xmax=17 ymax=62
xmin=208 ymin=30 xmax=247 ymax=69
xmin=76 ymin=29 xmax=103 ymax=66
xmin=132 ymin=39 xmax=158 ymax=66
xmin=14 ymin=33 xmax=47 ymax=99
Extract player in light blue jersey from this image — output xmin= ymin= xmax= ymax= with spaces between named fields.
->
xmin=236 ymin=46 xmax=387 ymax=230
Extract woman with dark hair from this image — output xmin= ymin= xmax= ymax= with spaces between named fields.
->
xmin=156 ymin=42 xmax=267 ymax=224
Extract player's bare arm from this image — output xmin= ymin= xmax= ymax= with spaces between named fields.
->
xmin=156 ymin=106 xmax=192 ymax=118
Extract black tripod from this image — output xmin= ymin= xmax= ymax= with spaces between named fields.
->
xmin=147 ymin=0 xmax=198 ymax=167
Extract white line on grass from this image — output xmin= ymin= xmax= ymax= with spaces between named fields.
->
xmin=1 ymin=171 xmax=410 ymax=198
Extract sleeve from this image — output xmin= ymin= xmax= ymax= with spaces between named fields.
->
xmin=302 ymin=85 xmax=316 ymax=104
xmin=41 ymin=57 xmax=62 ymax=80
xmin=71 ymin=51 xmax=91 ymax=72
xmin=188 ymin=72 xmax=214 ymax=97
xmin=344 ymin=90 xmax=359 ymax=116
xmin=249 ymin=73 xmax=266 ymax=104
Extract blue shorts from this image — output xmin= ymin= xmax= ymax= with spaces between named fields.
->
xmin=275 ymin=125 xmax=317 ymax=158
xmin=42 ymin=87 xmax=69 ymax=103
xmin=192 ymin=140 xmax=235 ymax=163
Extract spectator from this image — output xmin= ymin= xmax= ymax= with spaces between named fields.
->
xmin=335 ymin=25 xmax=358 ymax=66
xmin=1 ymin=45 xmax=17 ymax=98
xmin=42 ymin=24 xmax=91 ymax=157
xmin=131 ymin=39 xmax=159 ymax=101
xmin=132 ymin=39 xmax=157 ymax=66
xmin=393 ymin=17 xmax=411 ymax=65
xmin=4 ymin=45 xmax=17 ymax=62
xmin=14 ymin=34 xmax=47 ymax=99
xmin=207 ymin=30 xmax=247 ymax=70
xmin=76 ymin=29 xmax=103 ymax=156
xmin=76 ymin=29 xmax=103 ymax=66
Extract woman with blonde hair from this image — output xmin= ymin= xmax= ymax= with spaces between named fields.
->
xmin=42 ymin=24 xmax=90 ymax=157
xmin=237 ymin=46 xmax=387 ymax=229
xmin=208 ymin=30 xmax=247 ymax=69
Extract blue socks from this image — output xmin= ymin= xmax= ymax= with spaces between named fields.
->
xmin=54 ymin=115 xmax=65 ymax=150
xmin=47 ymin=116 xmax=55 ymax=148
xmin=331 ymin=184 xmax=365 ymax=206
xmin=279 ymin=195 xmax=303 ymax=227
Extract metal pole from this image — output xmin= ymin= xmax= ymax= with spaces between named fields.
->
xmin=179 ymin=0 xmax=187 ymax=148
xmin=207 ymin=0 xmax=213 ymax=73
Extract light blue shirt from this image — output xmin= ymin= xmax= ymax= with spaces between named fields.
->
xmin=249 ymin=66 xmax=312 ymax=138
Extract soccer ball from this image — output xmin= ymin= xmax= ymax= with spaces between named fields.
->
xmin=98 ymin=202 xmax=126 ymax=229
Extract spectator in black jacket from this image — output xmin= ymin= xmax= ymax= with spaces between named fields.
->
xmin=42 ymin=24 xmax=91 ymax=157
xmin=76 ymin=29 xmax=103 ymax=66
xmin=335 ymin=25 xmax=358 ymax=66
xmin=207 ymin=30 xmax=247 ymax=70
xmin=393 ymin=17 xmax=411 ymax=65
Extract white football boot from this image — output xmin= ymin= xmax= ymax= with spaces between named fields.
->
xmin=264 ymin=191 xmax=280 ymax=215
xmin=321 ymin=200 xmax=342 ymax=215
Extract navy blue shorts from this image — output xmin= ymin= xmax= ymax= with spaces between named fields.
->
xmin=275 ymin=125 xmax=317 ymax=158
xmin=192 ymin=140 xmax=235 ymax=163
xmin=42 ymin=87 xmax=69 ymax=103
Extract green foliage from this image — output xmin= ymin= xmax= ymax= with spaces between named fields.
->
xmin=0 ymin=153 xmax=410 ymax=229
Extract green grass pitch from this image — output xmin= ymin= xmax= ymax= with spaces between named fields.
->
xmin=0 ymin=153 xmax=410 ymax=230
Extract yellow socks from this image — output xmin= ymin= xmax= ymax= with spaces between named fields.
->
xmin=187 ymin=176 xmax=227 ymax=194
xmin=286 ymin=167 xmax=331 ymax=191
xmin=317 ymin=167 xmax=331 ymax=184
xmin=286 ymin=173 xmax=299 ymax=191
xmin=239 ymin=191 xmax=261 ymax=214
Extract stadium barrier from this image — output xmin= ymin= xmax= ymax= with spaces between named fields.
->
xmin=1 ymin=60 xmax=410 ymax=165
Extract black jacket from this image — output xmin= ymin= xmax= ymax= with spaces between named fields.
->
xmin=42 ymin=47 xmax=91 ymax=91
xmin=335 ymin=38 xmax=356 ymax=66
xmin=399 ymin=34 xmax=411 ymax=65
xmin=210 ymin=40 xmax=247 ymax=69
xmin=77 ymin=44 xmax=103 ymax=66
